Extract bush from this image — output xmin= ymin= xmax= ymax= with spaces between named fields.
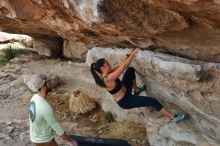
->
xmin=105 ymin=111 xmax=115 ymax=123
xmin=0 ymin=46 xmax=22 ymax=67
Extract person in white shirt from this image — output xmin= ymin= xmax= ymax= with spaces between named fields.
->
xmin=29 ymin=74 xmax=78 ymax=146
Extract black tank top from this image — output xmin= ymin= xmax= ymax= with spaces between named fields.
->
xmin=108 ymin=78 xmax=123 ymax=94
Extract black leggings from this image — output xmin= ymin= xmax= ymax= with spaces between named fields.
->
xmin=117 ymin=67 xmax=163 ymax=111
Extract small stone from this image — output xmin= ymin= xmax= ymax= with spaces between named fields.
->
xmin=0 ymin=133 xmax=8 ymax=138
xmin=6 ymin=126 xmax=14 ymax=134
xmin=5 ymin=136 xmax=11 ymax=140
xmin=98 ymin=130 xmax=103 ymax=135
xmin=19 ymin=133 xmax=26 ymax=140
xmin=6 ymin=122 xmax=12 ymax=126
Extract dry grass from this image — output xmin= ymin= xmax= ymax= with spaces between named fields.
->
xmin=99 ymin=121 xmax=147 ymax=145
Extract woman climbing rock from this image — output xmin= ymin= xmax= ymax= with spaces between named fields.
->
xmin=90 ymin=48 xmax=187 ymax=123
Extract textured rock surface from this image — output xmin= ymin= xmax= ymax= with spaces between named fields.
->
xmin=86 ymin=47 xmax=220 ymax=146
xmin=0 ymin=121 xmax=30 ymax=146
xmin=1 ymin=49 xmax=219 ymax=146
xmin=1 ymin=0 xmax=220 ymax=145
xmin=32 ymin=36 xmax=63 ymax=57
xmin=0 ymin=0 xmax=220 ymax=61
xmin=63 ymin=40 xmax=89 ymax=60
xmin=0 ymin=53 xmax=147 ymax=146
xmin=0 ymin=32 xmax=32 ymax=46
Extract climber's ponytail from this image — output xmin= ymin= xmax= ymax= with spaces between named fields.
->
xmin=90 ymin=59 xmax=106 ymax=87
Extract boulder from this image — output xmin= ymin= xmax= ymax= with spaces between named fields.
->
xmin=32 ymin=37 xmax=63 ymax=57
xmin=86 ymin=47 xmax=220 ymax=146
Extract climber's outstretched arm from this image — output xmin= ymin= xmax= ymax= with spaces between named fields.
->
xmin=107 ymin=48 xmax=138 ymax=81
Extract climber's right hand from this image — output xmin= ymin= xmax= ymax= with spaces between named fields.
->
xmin=127 ymin=48 xmax=138 ymax=57
xmin=131 ymin=48 xmax=138 ymax=54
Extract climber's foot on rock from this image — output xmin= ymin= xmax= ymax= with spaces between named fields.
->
xmin=134 ymin=85 xmax=146 ymax=95
xmin=173 ymin=113 xmax=188 ymax=124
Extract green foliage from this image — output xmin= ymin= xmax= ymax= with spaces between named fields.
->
xmin=0 ymin=46 xmax=22 ymax=67
xmin=105 ymin=111 xmax=115 ymax=123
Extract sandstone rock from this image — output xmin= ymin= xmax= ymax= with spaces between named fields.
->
xmin=86 ymin=47 xmax=202 ymax=80
xmin=86 ymin=47 xmax=220 ymax=146
xmin=0 ymin=133 xmax=8 ymax=139
xmin=63 ymin=40 xmax=89 ymax=60
xmin=0 ymin=121 xmax=30 ymax=146
xmin=5 ymin=126 xmax=14 ymax=134
xmin=9 ymin=77 xmax=24 ymax=87
xmin=147 ymin=116 xmax=197 ymax=146
xmin=69 ymin=90 xmax=96 ymax=114
xmin=0 ymin=32 xmax=32 ymax=47
xmin=1 ymin=0 xmax=220 ymax=62
xmin=0 ymin=140 xmax=6 ymax=146
xmin=32 ymin=37 xmax=63 ymax=57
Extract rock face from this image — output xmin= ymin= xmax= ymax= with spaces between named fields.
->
xmin=0 ymin=121 xmax=30 ymax=146
xmin=0 ymin=32 xmax=32 ymax=46
xmin=0 ymin=0 xmax=220 ymax=62
xmin=32 ymin=36 xmax=63 ymax=57
xmin=1 ymin=0 xmax=220 ymax=145
xmin=86 ymin=47 xmax=220 ymax=146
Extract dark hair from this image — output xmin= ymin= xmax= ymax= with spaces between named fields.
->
xmin=90 ymin=58 xmax=106 ymax=87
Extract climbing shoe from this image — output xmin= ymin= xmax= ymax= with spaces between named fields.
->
xmin=134 ymin=85 xmax=146 ymax=95
xmin=173 ymin=113 xmax=188 ymax=124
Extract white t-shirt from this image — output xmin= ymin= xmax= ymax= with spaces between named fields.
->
xmin=29 ymin=94 xmax=64 ymax=143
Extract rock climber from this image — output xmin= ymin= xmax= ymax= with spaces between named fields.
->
xmin=90 ymin=48 xmax=187 ymax=123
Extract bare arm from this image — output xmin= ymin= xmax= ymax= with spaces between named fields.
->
xmin=60 ymin=132 xmax=72 ymax=142
xmin=112 ymin=54 xmax=130 ymax=71
xmin=42 ymin=105 xmax=78 ymax=146
xmin=111 ymin=64 xmax=121 ymax=72
xmin=107 ymin=48 xmax=138 ymax=80
xmin=61 ymin=133 xmax=78 ymax=146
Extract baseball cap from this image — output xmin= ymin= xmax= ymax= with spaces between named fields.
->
xmin=33 ymin=74 xmax=51 ymax=91
xmin=23 ymin=73 xmax=58 ymax=93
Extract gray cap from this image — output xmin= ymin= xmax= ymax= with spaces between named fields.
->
xmin=23 ymin=73 xmax=59 ymax=93
xmin=34 ymin=74 xmax=51 ymax=90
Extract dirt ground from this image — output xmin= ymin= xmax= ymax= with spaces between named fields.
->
xmin=47 ymin=89 xmax=148 ymax=146
xmin=0 ymin=51 xmax=148 ymax=146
